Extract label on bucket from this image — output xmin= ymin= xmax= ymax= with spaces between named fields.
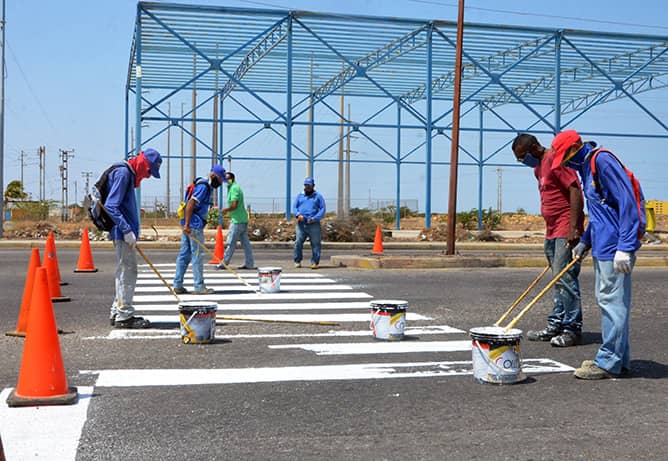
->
xmin=470 ymin=330 xmax=525 ymax=384
xmin=258 ymin=267 xmax=282 ymax=293
xmin=371 ymin=308 xmax=406 ymax=340
xmin=179 ymin=303 xmax=217 ymax=344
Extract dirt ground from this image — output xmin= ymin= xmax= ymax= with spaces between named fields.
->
xmin=3 ymin=213 xmax=666 ymax=244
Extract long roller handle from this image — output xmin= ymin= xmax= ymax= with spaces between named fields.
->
xmin=494 ymin=265 xmax=550 ymax=327
xmin=504 ymin=257 xmax=581 ymax=332
xmin=187 ymin=231 xmax=259 ymax=293
xmin=217 ymin=315 xmax=338 ymax=326
xmin=135 ymin=244 xmax=182 ymax=303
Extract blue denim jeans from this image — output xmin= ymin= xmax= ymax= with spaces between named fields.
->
xmin=294 ymin=221 xmax=321 ymax=265
xmin=544 ymin=238 xmax=582 ymax=333
xmin=593 ymin=255 xmax=635 ymax=374
xmin=111 ymin=239 xmax=138 ymax=322
xmin=223 ymin=222 xmax=254 ymax=267
xmin=173 ymin=227 xmax=206 ymax=291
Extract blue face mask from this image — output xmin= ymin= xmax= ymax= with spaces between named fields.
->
xmin=520 ymin=153 xmax=539 ymax=168
xmin=566 ymin=142 xmax=595 ymax=169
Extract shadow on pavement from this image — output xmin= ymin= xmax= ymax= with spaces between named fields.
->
xmin=629 ymin=359 xmax=668 ymax=379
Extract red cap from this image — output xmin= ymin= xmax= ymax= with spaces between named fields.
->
xmin=551 ymin=130 xmax=581 ymax=170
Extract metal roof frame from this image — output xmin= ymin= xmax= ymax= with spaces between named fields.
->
xmin=127 ymin=1 xmax=668 ymax=228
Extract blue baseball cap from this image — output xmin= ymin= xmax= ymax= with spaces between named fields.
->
xmin=143 ymin=148 xmax=162 ymax=179
xmin=304 ymin=177 xmax=314 ymax=186
xmin=211 ymin=164 xmax=226 ymax=181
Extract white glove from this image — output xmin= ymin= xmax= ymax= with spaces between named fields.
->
xmin=123 ymin=231 xmax=137 ymax=248
xmin=613 ymin=250 xmax=632 ymax=274
xmin=572 ymin=242 xmax=589 ymax=260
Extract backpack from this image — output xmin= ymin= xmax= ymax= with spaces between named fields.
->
xmin=84 ymin=163 xmax=132 ymax=232
xmin=590 ymin=149 xmax=646 ymax=239
xmin=176 ymin=178 xmax=208 ymax=219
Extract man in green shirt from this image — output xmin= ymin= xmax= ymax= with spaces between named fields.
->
xmin=219 ymin=172 xmax=255 ymax=270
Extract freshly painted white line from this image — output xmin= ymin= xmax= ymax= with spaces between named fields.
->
xmin=0 ymin=386 xmax=93 ymax=460
xmin=132 ymin=292 xmax=372 ymax=302
xmin=269 ymin=340 xmax=472 ymax=355
xmin=136 ymin=277 xmax=337 ymax=284
xmin=84 ymin=359 xmax=573 ymax=387
xmin=83 ymin=325 xmax=465 ymax=340
xmin=133 ymin=284 xmax=354 ymax=292
xmin=138 ymin=271 xmax=325 ymax=278
xmin=144 ymin=312 xmax=432 ymax=324
xmin=127 ymin=301 xmax=373 ymax=312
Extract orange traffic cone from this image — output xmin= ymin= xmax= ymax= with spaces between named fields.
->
xmin=6 ymin=248 xmax=41 ymax=337
xmin=43 ymin=257 xmax=71 ymax=303
xmin=371 ymin=224 xmax=384 ymax=255
xmin=46 ymin=231 xmax=67 ymax=286
xmin=74 ymin=228 xmax=98 ymax=272
xmin=209 ymin=225 xmax=224 ymax=264
xmin=6 ymin=267 xmax=78 ymax=407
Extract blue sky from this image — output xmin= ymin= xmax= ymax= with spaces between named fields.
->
xmin=5 ymin=0 xmax=668 ymax=216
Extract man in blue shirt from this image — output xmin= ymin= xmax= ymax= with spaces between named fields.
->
xmin=292 ymin=177 xmax=326 ymax=269
xmin=105 ymin=148 xmax=162 ymax=328
xmin=173 ymin=164 xmax=226 ymax=295
xmin=551 ymin=130 xmax=645 ymax=379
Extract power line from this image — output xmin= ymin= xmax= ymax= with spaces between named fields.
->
xmin=407 ymin=0 xmax=668 ymax=31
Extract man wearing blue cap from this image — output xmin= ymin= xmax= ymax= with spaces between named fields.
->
xmin=105 ymin=148 xmax=162 ymax=328
xmin=173 ymin=164 xmax=226 ymax=295
xmin=292 ymin=177 xmax=326 ymax=269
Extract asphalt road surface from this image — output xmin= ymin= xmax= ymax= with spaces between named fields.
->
xmin=1 ymin=247 xmax=667 ymax=460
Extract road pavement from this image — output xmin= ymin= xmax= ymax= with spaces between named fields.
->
xmin=1 ymin=247 xmax=667 ymax=460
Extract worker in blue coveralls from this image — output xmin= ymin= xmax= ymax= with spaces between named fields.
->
xmin=105 ymin=148 xmax=162 ymax=329
xmin=292 ymin=177 xmax=326 ymax=269
xmin=173 ymin=164 xmax=227 ymax=295
xmin=551 ymin=130 xmax=645 ymax=380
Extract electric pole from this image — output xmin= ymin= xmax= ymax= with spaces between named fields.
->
xmin=166 ymin=102 xmax=171 ymax=214
xmin=82 ymin=171 xmax=93 ymax=196
xmin=0 ymin=0 xmax=6 ymax=238
xmin=497 ymin=167 xmax=502 ymax=213
xmin=59 ymin=149 xmax=74 ymax=222
xmin=39 ymin=146 xmax=46 ymax=201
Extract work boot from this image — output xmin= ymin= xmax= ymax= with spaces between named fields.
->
xmin=311 ymin=263 xmax=319 ymax=270
xmin=114 ymin=316 xmax=151 ymax=329
xmin=574 ymin=363 xmax=618 ymax=380
xmin=550 ymin=330 xmax=581 ymax=347
xmin=193 ymin=287 xmax=215 ymax=295
xmin=526 ymin=325 xmax=561 ymax=341
xmin=581 ymin=360 xmax=631 ymax=377
xmin=173 ymin=287 xmax=188 ymax=294
xmin=294 ymin=261 xmax=302 ymax=268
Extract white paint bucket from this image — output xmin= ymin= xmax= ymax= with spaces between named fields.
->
xmin=469 ymin=326 xmax=525 ymax=384
xmin=178 ymin=302 xmax=218 ymax=344
xmin=258 ymin=267 xmax=282 ymax=293
xmin=370 ymin=299 xmax=408 ymax=340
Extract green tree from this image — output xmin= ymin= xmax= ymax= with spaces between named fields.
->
xmin=4 ymin=180 xmax=28 ymax=201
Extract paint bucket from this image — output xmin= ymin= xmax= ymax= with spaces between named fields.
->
xmin=178 ymin=302 xmax=218 ymax=344
xmin=370 ymin=299 xmax=408 ymax=340
xmin=469 ymin=326 xmax=525 ymax=384
xmin=258 ymin=267 xmax=282 ymax=293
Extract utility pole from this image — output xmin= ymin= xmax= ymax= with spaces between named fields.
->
xmin=337 ymin=62 xmax=345 ymax=219
xmin=0 ymin=0 xmax=6 ymax=238
xmin=82 ymin=171 xmax=93 ymax=196
xmin=59 ymin=149 xmax=74 ymax=222
xmin=345 ymin=104 xmax=357 ymax=217
xmin=39 ymin=146 xmax=46 ymax=201
xmin=18 ymin=149 xmax=25 ymax=185
xmin=166 ymin=102 xmax=171 ymax=214
xmin=180 ymin=102 xmax=185 ymax=200
xmin=191 ymin=50 xmax=197 ymax=182
xmin=497 ymin=167 xmax=502 ymax=213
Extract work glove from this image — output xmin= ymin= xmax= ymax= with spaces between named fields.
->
xmin=123 ymin=231 xmax=137 ymax=248
xmin=613 ymin=250 xmax=632 ymax=274
xmin=571 ymin=241 xmax=589 ymax=260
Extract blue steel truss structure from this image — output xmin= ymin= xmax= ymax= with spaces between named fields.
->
xmin=127 ymin=2 xmax=668 ymax=228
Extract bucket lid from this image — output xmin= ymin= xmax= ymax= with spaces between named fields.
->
xmin=258 ymin=267 xmax=282 ymax=272
xmin=178 ymin=302 xmax=218 ymax=312
xmin=469 ymin=325 xmax=522 ymax=339
xmin=370 ymin=299 xmax=408 ymax=309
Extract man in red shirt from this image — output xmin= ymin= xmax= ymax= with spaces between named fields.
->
xmin=512 ymin=134 xmax=585 ymax=347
